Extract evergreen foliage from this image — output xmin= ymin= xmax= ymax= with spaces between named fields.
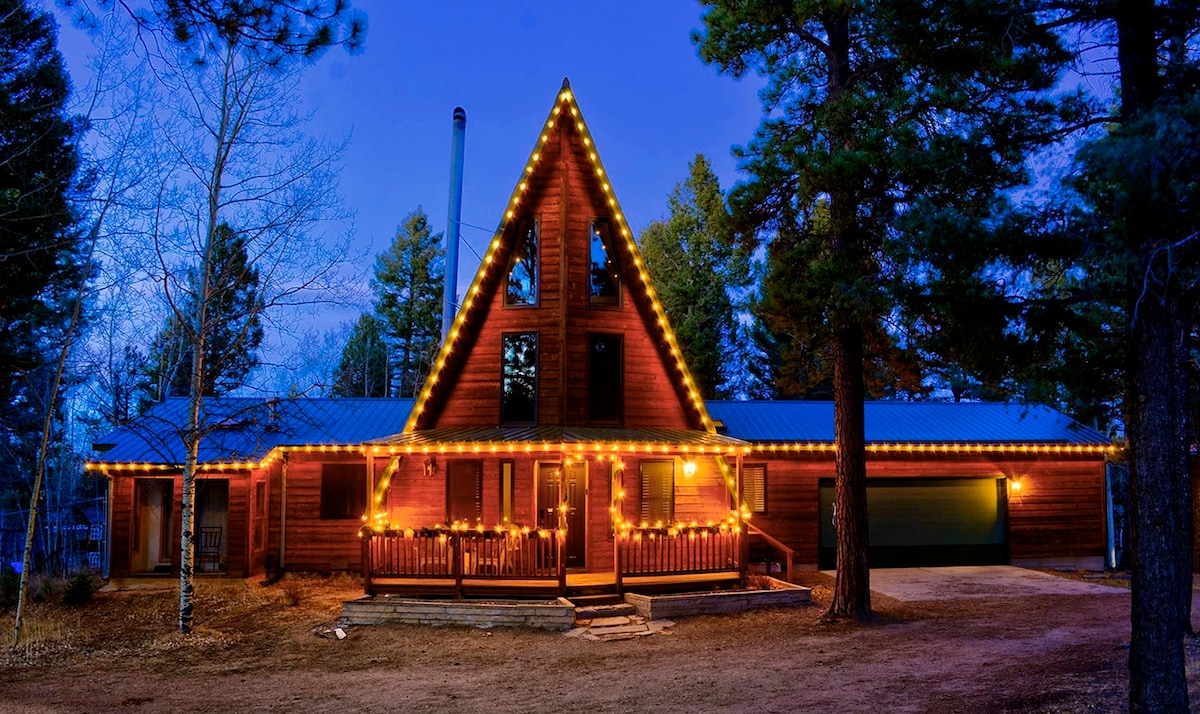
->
xmin=639 ymin=155 xmax=751 ymax=399
xmin=0 ymin=0 xmax=86 ymax=535
xmin=141 ymin=222 xmax=263 ymax=404
xmin=0 ymin=0 xmax=87 ymax=407
xmin=696 ymin=0 xmax=1066 ymax=620
xmin=331 ymin=313 xmax=390 ymax=397
xmin=372 ymin=208 xmax=444 ymax=398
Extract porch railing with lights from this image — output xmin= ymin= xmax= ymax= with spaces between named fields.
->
xmin=614 ymin=524 xmax=745 ymax=593
xmin=361 ymin=526 xmax=566 ymax=595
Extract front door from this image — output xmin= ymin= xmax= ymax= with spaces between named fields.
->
xmin=132 ymin=479 xmax=174 ymax=574
xmin=537 ymin=462 xmax=586 ymax=568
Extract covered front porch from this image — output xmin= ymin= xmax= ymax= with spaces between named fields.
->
xmin=360 ymin=427 xmax=755 ymax=598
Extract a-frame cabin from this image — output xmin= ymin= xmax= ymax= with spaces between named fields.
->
xmin=362 ymin=79 xmax=751 ymax=595
xmin=88 ymin=81 xmax=1112 ymax=593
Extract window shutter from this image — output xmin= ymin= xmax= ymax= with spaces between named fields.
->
xmin=447 ymin=460 xmax=483 ymax=523
xmin=640 ymin=461 xmax=674 ymax=524
xmin=743 ymin=465 xmax=766 ymax=513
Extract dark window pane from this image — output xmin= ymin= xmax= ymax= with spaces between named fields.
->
xmin=501 ymin=332 xmax=538 ymax=423
xmin=321 ymin=464 xmax=367 ymax=520
xmin=640 ymin=461 xmax=674 ymax=525
xmin=589 ymin=333 xmax=623 ymax=423
xmin=589 ymin=219 xmax=620 ymax=305
xmin=506 ymin=218 xmax=538 ymax=305
xmin=447 ymin=460 xmax=483 ymax=523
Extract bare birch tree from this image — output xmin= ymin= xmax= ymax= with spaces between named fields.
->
xmin=139 ymin=36 xmax=354 ymax=634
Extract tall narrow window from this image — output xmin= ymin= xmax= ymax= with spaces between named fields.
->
xmin=589 ymin=219 xmax=620 ymax=305
xmin=588 ymin=333 xmax=623 ymax=423
xmin=640 ymin=461 xmax=674 ymax=525
xmin=447 ymin=460 xmax=483 ymax=523
xmin=499 ymin=461 xmax=515 ymax=524
xmin=501 ymin=332 xmax=538 ymax=423
xmin=506 ymin=218 xmax=538 ymax=305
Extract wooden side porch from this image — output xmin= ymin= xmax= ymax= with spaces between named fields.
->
xmin=361 ymin=524 xmax=749 ymax=598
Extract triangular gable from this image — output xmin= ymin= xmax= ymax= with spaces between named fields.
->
xmin=404 ymin=79 xmax=715 ymax=434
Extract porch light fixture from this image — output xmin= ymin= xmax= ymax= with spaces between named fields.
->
xmin=423 ymin=456 xmax=438 ymax=478
xmin=1010 ymin=478 xmax=1022 ymax=494
xmin=682 ymin=460 xmax=697 ymax=479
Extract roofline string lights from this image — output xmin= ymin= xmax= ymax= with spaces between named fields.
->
xmin=82 ymin=438 xmax=1116 ymax=472
xmin=400 ymin=81 xmax=718 ymax=435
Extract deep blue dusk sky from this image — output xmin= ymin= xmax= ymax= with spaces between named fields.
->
xmin=57 ymin=2 xmax=763 ymax=317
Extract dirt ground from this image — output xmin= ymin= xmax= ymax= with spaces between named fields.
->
xmin=1 ymin=572 xmax=1196 ymax=713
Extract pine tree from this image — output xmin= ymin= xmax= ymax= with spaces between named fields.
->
xmin=697 ymin=0 xmax=1065 ymax=620
xmin=142 ymin=222 xmax=263 ymax=403
xmin=0 ymin=0 xmax=86 ymax=408
xmin=640 ymin=155 xmax=751 ymax=399
xmin=373 ymin=208 xmax=444 ymax=398
xmin=331 ymin=314 xmax=389 ymax=397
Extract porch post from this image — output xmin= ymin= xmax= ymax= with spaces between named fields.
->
xmin=557 ymin=456 xmax=566 ymax=596
xmin=557 ymin=529 xmax=567 ymax=596
xmin=453 ymin=531 xmax=463 ymax=600
xmin=361 ymin=529 xmax=372 ymax=594
xmin=279 ymin=454 xmax=288 ymax=570
xmin=614 ymin=534 xmax=623 ymax=595
xmin=365 ymin=452 xmax=376 ymax=524
xmin=737 ymin=452 xmax=748 ymax=580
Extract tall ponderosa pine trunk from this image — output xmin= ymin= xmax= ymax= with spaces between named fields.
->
xmin=829 ymin=321 xmax=871 ymax=619
xmin=1126 ymin=289 xmax=1191 ymax=712
xmin=1115 ymin=0 xmax=1195 ymax=710
xmin=825 ymin=10 xmax=872 ymax=621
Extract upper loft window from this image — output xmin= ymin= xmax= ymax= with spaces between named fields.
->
xmin=501 ymin=332 xmax=538 ymax=423
xmin=589 ymin=219 xmax=620 ymax=306
xmin=588 ymin=333 xmax=623 ymax=424
xmin=506 ymin=218 xmax=538 ymax=306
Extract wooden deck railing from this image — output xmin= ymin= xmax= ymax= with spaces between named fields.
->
xmin=614 ymin=525 xmax=743 ymax=593
xmin=748 ymin=524 xmax=795 ymax=583
xmin=361 ymin=526 xmax=565 ymax=595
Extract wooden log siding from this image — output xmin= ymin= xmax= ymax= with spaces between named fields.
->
xmin=425 ymin=103 xmax=695 ymax=432
xmin=277 ymin=454 xmax=370 ymax=572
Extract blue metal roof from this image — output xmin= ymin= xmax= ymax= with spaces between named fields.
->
xmin=91 ymin=397 xmax=415 ymax=465
xmin=706 ymin=401 xmax=1110 ymax=445
xmin=91 ymin=397 xmax=1108 ymax=465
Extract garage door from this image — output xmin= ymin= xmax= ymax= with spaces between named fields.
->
xmin=818 ymin=477 xmax=1008 ymax=569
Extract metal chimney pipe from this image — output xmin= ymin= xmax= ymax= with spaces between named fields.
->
xmin=441 ymin=107 xmax=467 ymax=341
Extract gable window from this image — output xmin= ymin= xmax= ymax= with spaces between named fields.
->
xmin=501 ymin=332 xmax=538 ymax=423
xmin=320 ymin=464 xmax=367 ymax=520
xmin=588 ymin=333 xmax=623 ymax=424
xmin=447 ymin=460 xmax=483 ymax=523
xmin=506 ymin=218 xmax=538 ymax=306
xmin=742 ymin=464 xmax=767 ymax=514
xmin=640 ymin=460 xmax=674 ymax=525
xmin=588 ymin=219 xmax=620 ymax=305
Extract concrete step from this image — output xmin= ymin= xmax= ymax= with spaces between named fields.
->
xmin=574 ymin=601 xmax=636 ymax=621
